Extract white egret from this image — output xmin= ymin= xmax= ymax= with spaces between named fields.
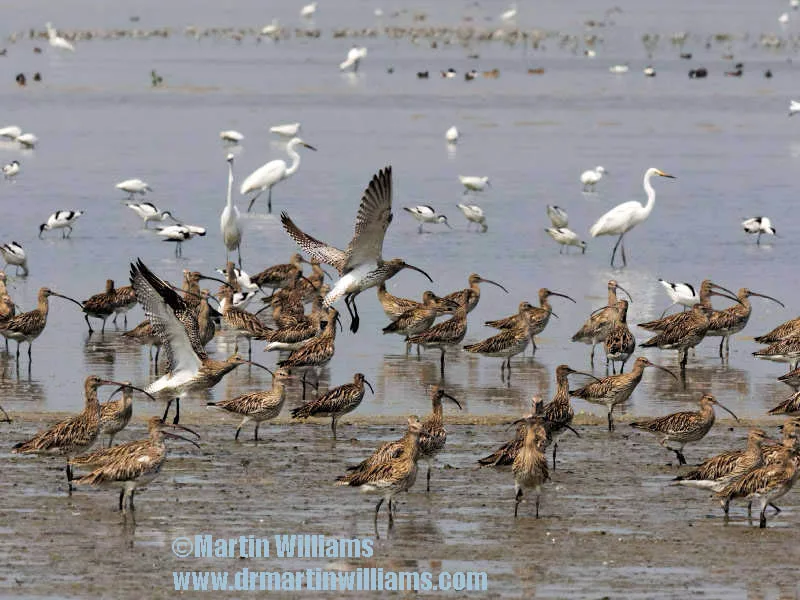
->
xmin=116 ymin=178 xmax=151 ymax=198
xmin=261 ymin=19 xmax=280 ymax=37
xmin=545 ymin=227 xmax=586 ymax=254
xmin=301 ymin=2 xmax=317 ymax=18
xmin=402 ymin=205 xmax=452 ymax=233
xmin=39 ymin=210 xmax=84 ymax=239
xmin=3 ymin=160 xmax=20 ymax=180
xmin=658 ymin=279 xmax=698 ymax=314
xmin=609 ymin=64 xmax=629 ymax=74
xmin=580 ymin=166 xmax=606 ymax=191
xmin=456 ymin=203 xmax=487 ymax=232
xmin=220 ymin=130 xmax=244 ymax=144
xmin=445 ymin=126 xmax=459 ymax=143
xmin=46 ymin=23 xmax=75 ymax=52
xmin=790 ymin=100 xmax=800 ymax=116
xmin=779 ymin=12 xmax=790 ymax=24
xmin=126 ymin=202 xmax=177 ymax=228
xmin=500 ymin=4 xmax=518 ymax=21
xmin=157 ymin=225 xmax=206 ymax=257
xmin=0 ymin=126 xmax=22 ymax=140
xmin=643 ymin=66 xmax=656 ymax=77
xmin=0 ymin=241 xmax=28 ymax=276
xmin=589 ymin=167 xmax=675 ymax=268
xmin=459 ymin=175 xmax=490 ymax=194
xmin=270 ymin=123 xmax=301 ymax=138
xmin=742 ymin=217 xmax=776 ymax=245
xmin=15 ymin=133 xmax=37 ymax=148
xmin=340 ymin=46 xmax=367 ymax=72
xmin=546 ymin=205 xmax=568 ymax=228
xmin=240 ymin=137 xmax=316 ymax=213
xmin=220 ymin=153 xmax=242 ymax=266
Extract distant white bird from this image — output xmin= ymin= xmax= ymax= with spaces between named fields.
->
xmin=500 ymin=4 xmax=518 ymax=21
xmin=793 ymin=0 xmax=800 ymax=9
xmin=215 ymin=266 xmax=258 ymax=294
xmin=585 ymin=49 xmax=597 ymax=58
xmin=261 ymin=19 xmax=281 ymax=37
xmin=456 ymin=203 xmax=487 ymax=232
xmin=742 ymin=217 xmax=776 ymax=245
xmin=3 ymin=160 xmax=20 ymax=180
xmin=589 ymin=167 xmax=675 ymax=267
xmin=779 ymin=12 xmax=790 ymax=24
xmin=445 ymin=126 xmax=459 ymax=143
xmin=546 ymin=205 xmax=568 ymax=228
xmin=545 ymin=227 xmax=587 ymax=254
xmin=126 ymin=202 xmax=177 ymax=228
xmin=340 ymin=46 xmax=367 ymax=72
xmin=459 ymin=175 xmax=490 ymax=194
xmin=15 ymin=133 xmax=37 ymax=148
xmin=643 ymin=66 xmax=656 ymax=77
xmin=220 ymin=130 xmax=244 ymax=144
xmin=0 ymin=126 xmax=22 ymax=140
xmin=46 ymin=22 xmax=75 ymax=52
xmin=402 ymin=205 xmax=452 ymax=234
xmin=116 ymin=179 xmax=151 ymax=198
xmin=580 ymin=166 xmax=606 ymax=192
xmin=39 ymin=210 xmax=84 ymax=239
xmin=609 ymin=64 xmax=629 ymax=74
xmin=658 ymin=279 xmax=698 ymax=314
xmin=790 ymin=100 xmax=800 ymax=116
xmin=300 ymin=2 xmax=318 ymax=18
xmin=220 ymin=153 xmax=242 ymax=266
xmin=240 ymin=137 xmax=316 ymax=213
xmin=0 ymin=241 xmax=28 ymax=276
xmin=157 ymin=225 xmax=207 ymax=257
xmin=270 ymin=123 xmax=301 ymax=138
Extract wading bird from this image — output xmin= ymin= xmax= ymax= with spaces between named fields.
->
xmin=240 ymin=137 xmax=316 ymax=213
xmin=220 ymin=153 xmax=242 ymax=266
xmin=456 ymin=203 xmax=487 ymax=231
xmin=39 ymin=210 xmax=84 ymax=239
xmin=580 ymin=166 xmax=606 ymax=191
xmin=115 ymin=179 xmax=151 ymax=198
xmin=742 ymin=217 xmax=776 ymax=245
xmin=126 ymin=202 xmax=177 ymax=228
xmin=0 ymin=241 xmax=28 ymax=276
xmin=403 ymin=205 xmax=451 ymax=233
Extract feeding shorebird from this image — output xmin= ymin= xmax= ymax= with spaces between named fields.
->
xmin=220 ymin=153 xmax=242 ymax=266
xmin=486 ymin=289 xmax=575 ymax=355
xmin=755 ymin=316 xmax=800 ymax=345
xmin=126 ymin=202 xmax=177 ymax=228
xmin=208 ymin=368 xmax=294 ymax=441
xmin=742 ymin=217 xmax=776 ymax=245
xmin=270 ymin=123 xmax=301 ymax=138
xmin=459 ymin=175 xmax=490 ymax=194
xmin=465 ymin=306 xmax=532 ymax=379
xmin=630 ymin=393 xmax=739 ymax=465
xmin=414 ymin=387 xmax=462 ymax=491
xmin=80 ymin=279 xmax=118 ymax=334
xmin=571 ymin=357 xmax=676 ymax=431
xmin=572 ymin=280 xmax=632 ymax=366
xmin=545 ymin=227 xmax=587 ymax=254
xmin=382 ymin=292 xmax=458 ymax=354
xmin=3 ymin=160 xmax=20 ymax=180
xmin=456 ymin=203 xmax=487 ymax=232
xmin=706 ymin=288 xmax=784 ymax=357
xmin=546 ymin=205 xmax=568 ymax=228
xmin=580 ymin=166 xmax=606 ymax=192
xmin=282 ymin=166 xmax=433 ymax=333
xmin=376 ymin=283 xmax=451 ymax=320
xmin=115 ymin=179 xmax=152 ymax=198
xmin=603 ymin=300 xmax=635 ymax=373
xmin=39 ymin=210 xmax=84 ymax=239
xmin=403 ymin=205 xmax=452 ymax=233
xmin=589 ymin=168 xmax=675 ymax=268
xmin=658 ymin=279 xmax=699 ymax=314
xmin=336 ymin=415 xmax=423 ymax=527
xmin=292 ymin=372 xmax=374 ymax=438
xmin=15 ymin=133 xmax=37 ymax=148
xmin=0 ymin=241 xmax=28 ymax=276
xmin=46 ymin=22 xmax=75 ymax=52
xmin=640 ymin=280 xmax=739 ymax=331
xmin=240 ymin=137 xmax=316 ymax=213
xmin=220 ymin=130 xmax=244 ymax=144
xmin=340 ymin=46 xmax=367 ymax=72
xmin=156 ymin=224 xmax=206 ymax=257
xmin=640 ymin=304 xmax=715 ymax=374
xmin=278 ymin=308 xmax=339 ymax=393
xmin=407 ymin=305 xmax=468 ymax=376
xmin=445 ymin=126 xmax=459 ymax=143
xmin=72 ymin=416 xmax=200 ymax=513
xmin=512 ymin=418 xmax=549 ymax=518
xmin=778 ymin=366 xmax=800 ymax=391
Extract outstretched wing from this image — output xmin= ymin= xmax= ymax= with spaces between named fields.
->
xmin=344 ymin=166 xmax=393 ymax=271
xmin=280 ymin=212 xmax=347 ymax=274
xmin=130 ymin=259 xmax=205 ymax=375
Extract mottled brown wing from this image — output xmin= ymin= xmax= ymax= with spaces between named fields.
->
xmin=280 ymin=213 xmax=347 ymax=274
xmin=344 ymin=166 xmax=393 ymax=271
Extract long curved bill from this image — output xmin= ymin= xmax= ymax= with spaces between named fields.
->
xmin=708 ymin=282 xmax=738 ymax=300
xmin=163 ymin=429 xmax=202 ymax=449
xmin=364 ymin=379 xmax=375 ymax=394
xmin=716 ymin=402 xmax=740 ymax=422
xmin=243 ymin=361 xmax=275 ymax=376
xmin=749 ymin=291 xmax=785 ymax=308
xmin=198 ymin=274 xmax=234 ymax=288
xmin=51 ymin=292 xmax=85 ymax=310
xmin=648 ymin=363 xmax=678 ymax=381
xmin=615 ymin=283 xmax=633 ymax=303
xmin=405 ymin=264 xmax=433 ymax=283
xmin=709 ymin=289 xmax=744 ymax=306
xmin=571 ymin=369 xmax=603 ymax=383
xmin=443 ymin=393 xmax=462 ymax=410
xmin=479 ymin=277 xmax=508 ymax=293
xmin=549 ymin=291 xmax=576 ymax=304
xmin=101 ymin=380 xmax=160 ymax=404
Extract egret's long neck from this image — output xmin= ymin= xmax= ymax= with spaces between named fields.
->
xmin=285 ymin=142 xmax=302 ymax=176
xmin=226 ymin=163 xmax=234 ymax=209
xmin=641 ymin=171 xmax=657 ymax=217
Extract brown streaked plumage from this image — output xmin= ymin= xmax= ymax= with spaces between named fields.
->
xmin=122 ymin=319 xmax=161 ymax=363
xmin=571 ymin=280 xmax=632 ymax=366
xmin=407 ymin=304 xmax=468 ymax=376
xmin=570 ymin=356 xmax=676 ymax=431
xmin=335 ymin=415 xmax=423 ymax=527
xmin=263 ymin=309 xmax=325 ymax=352
xmin=251 ymin=253 xmax=306 ymax=291
xmin=630 ymin=393 xmax=739 ymax=465
xmin=291 ymin=372 xmax=374 ymax=438
xmin=382 ymin=292 xmax=458 ymax=354
xmin=112 ymin=284 xmax=137 ymax=328
xmin=181 ymin=270 xmax=203 ymax=310
xmin=768 ymin=389 xmax=800 ymax=417
xmin=754 ymin=316 xmax=800 ymax=344
xmin=99 ymin=383 xmax=134 ymax=447
xmin=196 ymin=289 xmax=216 ymax=347
xmin=544 ymin=364 xmax=596 ymax=469
xmin=706 ymin=288 xmax=783 ymax=358
xmin=639 ymin=280 xmax=738 ymax=331
xmin=443 ymin=273 xmax=508 ymax=313
xmin=278 ymin=308 xmax=338 ymax=394
xmin=478 ymin=396 xmax=547 ymax=469
xmin=82 ymin=279 xmax=117 ymax=334
xmin=752 ymin=335 xmax=800 ymax=371
xmin=513 ymin=419 xmax=550 ymax=518
xmin=417 ymin=386 xmax=462 ymax=491
xmin=220 ymin=286 xmax=270 ymax=358
xmin=777 ymin=367 xmax=800 ymax=390
xmin=464 ymin=307 xmax=531 ymax=378
xmin=603 ymin=299 xmax=636 ymax=374
xmin=640 ymin=303 xmax=715 ymax=373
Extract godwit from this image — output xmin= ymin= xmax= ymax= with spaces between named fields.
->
xmin=278 ymin=308 xmax=339 ymax=394
xmin=572 ymin=280 xmax=632 ymax=366
xmin=112 ymin=284 xmax=137 ymax=328
xmin=81 ymin=279 xmax=118 ymax=334
xmin=639 ymin=280 xmax=739 ymax=331
xmin=417 ymin=386 xmax=462 ymax=491
xmin=706 ymin=288 xmax=784 ymax=357
xmin=464 ymin=306 xmax=532 ymax=379
xmin=580 ymin=166 xmax=606 ymax=192
xmin=603 ymin=300 xmax=635 ymax=373
xmin=570 ymin=356 xmax=676 ymax=431
xmin=240 ymin=137 xmax=316 ymax=213
xmin=125 ymin=202 xmax=176 ymax=228
xmin=281 ymin=167 xmax=433 ymax=333
xmin=335 ymin=415 xmax=423 ymax=527
xmin=512 ymin=418 xmax=549 ymax=518
xmin=39 ymin=210 xmax=84 ymax=239
xmin=754 ymin=316 xmax=800 ymax=344
xmin=12 ymin=376 xmax=144 ymax=491
xmin=443 ymin=273 xmax=508 ymax=313
xmin=545 ymin=227 xmax=587 ymax=254
xmin=753 ymin=336 xmax=800 ymax=371
xmin=630 ymin=393 xmax=739 ymax=465
xmin=546 ymin=205 xmax=568 ymax=228
xmin=99 ymin=382 xmax=134 ymax=447
xmin=383 ymin=293 xmax=458 ymax=354
xmin=456 ymin=203 xmax=487 ymax=232
xmin=407 ymin=304 xmax=468 ymax=376
xmin=291 ymin=372 xmax=374 ymax=438
xmin=402 ymin=206 xmax=452 ymax=233
xmin=73 ymin=416 xmax=200 ymax=513
xmin=545 ymin=364 xmax=597 ymax=468
xmin=0 ymin=287 xmax=83 ymax=364
xmin=220 ymin=153 xmax=242 ymax=266
xmin=208 ymin=368 xmax=294 ymax=440
xmin=130 ymin=259 xmax=271 ymax=423
xmin=588 ymin=168 xmax=675 ymax=268
xmin=0 ymin=241 xmax=28 ymax=276
xmin=742 ymin=217 xmax=776 ymax=245
xmin=116 ymin=178 xmax=151 ymax=198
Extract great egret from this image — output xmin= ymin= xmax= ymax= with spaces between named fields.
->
xmin=0 ymin=126 xmax=22 ymax=140
xmin=459 ymin=175 xmax=490 ymax=194
xmin=220 ymin=153 xmax=242 ymax=266
xmin=589 ymin=167 xmax=675 ymax=267
xmin=3 ymin=161 xmax=20 ymax=180
xmin=116 ymin=179 xmax=151 ymax=198
xmin=340 ymin=46 xmax=367 ymax=72
xmin=742 ymin=217 xmax=776 ymax=245
xmin=445 ymin=126 xmax=459 ymax=143
xmin=126 ymin=202 xmax=176 ymax=228
xmin=270 ymin=123 xmax=300 ymax=138
xmin=220 ymin=130 xmax=244 ymax=144
xmin=156 ymin=224 xmax=206 ymax=257
xmin=240 ymin=137 xmax=316 ymax=213
xmin=580 ymin=166 xmax=606 ymax=191
xmin=402 ymin=206 xmax=452 ymax=233
xmin=46 ymin=23 xmax=75 ymax=52
xmin=456 ymin=203 xmax=487 ymax=232
xmin=546 ymin=205 xmax=568 ymax=228
xmin=15 ymin=133 xmax=37 ymax=148
xmin=545 ymin=227 xmax=587 ymax=254
xmin=0 ymin=241 xmax=28 ymax=276
xmin=39 ymin=210 xmax=84 ymax=238
xmin=790 ymin=100 xmax=800 ymax=116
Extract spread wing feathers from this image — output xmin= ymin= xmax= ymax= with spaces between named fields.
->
xmin=280 ymin=212 xmax=347 ymax=274
xmin=130 ymin=259 xmax=206 ymax=374
xmin=344 ymin=166 xmax=393 ymax=270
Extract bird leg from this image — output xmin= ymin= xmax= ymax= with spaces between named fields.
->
xmin=331 ymin=417 xmax=338 ymax=439
xmin=535 ymin=495 xmax=540 ymax=519
xmin=119 ymin=489 xmax=125 ymax=511
xmin=101 ymin=317 xmax=107 ymax=334
xmin=514 ymin=488 xmax=522 ymax=518
xmin=268 ymin=188 xmax=273 ymax=214
xmin=674 ymin=449 xmax=686 ymax=465
xmin=718 ymin=337 xmax=724 ymax=359
xmin=66 ymin=463 xmax=73 ymax=493
xmin=607 ymin=409 xmax=614 ymax=432
xmin=426 ymin=464 xmax=431 ymax=492
xmin=374 ymin=498 xmax=384 ymax=524
xmin=84 ymin=315 xmax=94 ymax=334
xmin=235 ymin=422 xmax=243 ymax=441
xmin=254 ymin=422 xmax=260 ymax=442
xmin=246 ymin=190 xmax=264 ymax=213
xmin=610 ymin=233 xmax=625 ymax=268
xmin=760 ymin=507 xmax=767 ymax=529
xmin=756 ymin=232 xmax=761 ymax=246
xmin=590 ymin=344 xmax=595 ymax=367
xmin=0 ymin=404 xmax=11 ymax=422
xmin=552 ymin=442 xmax=558 ymax=470
xmin=130 ymin=490 xmax=136 ymax=512
xmin=439 ymin=348 xmax=446 ymax=377
xmin=621 ymin=239 xmax=627 ymax=266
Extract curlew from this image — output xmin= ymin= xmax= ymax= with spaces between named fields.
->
xmin=291 ymin=372 xmax=374 ymax=438
xmin=572 ymin=280 xmax=633 ymax=366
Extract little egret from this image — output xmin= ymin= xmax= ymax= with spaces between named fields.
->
xmin=445 ymin=126 xmax=459 ymax=143
xmin=456 ymin=203 xmax=487 ymax=232
xmin=39 ymin=210 xmax=84 ymax=239
xmin=742 ymin=217 xmax=776 ymax=245
xmin=589 ymin=168 xmax=675 ymax=268
xmin=240 ymin=137 xmax=316 ymax=213
xmin=580 ymin=166 xmax=606 ymax=191
xmin=340 ymin=46 xmax=367 ymax=72
xmin=46 ymin=23 xmax=75 ymax=52
xmin=403 ymin=206 xmax=452 ymax=233
xmin=545 ymin=227 xmax=587 ymax=254
xmin=220 ymin=153 xmax=242 ymax=266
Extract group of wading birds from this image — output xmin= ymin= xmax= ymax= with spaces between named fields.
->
xmin=3 ymin=166 xmax=800 ymax=530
